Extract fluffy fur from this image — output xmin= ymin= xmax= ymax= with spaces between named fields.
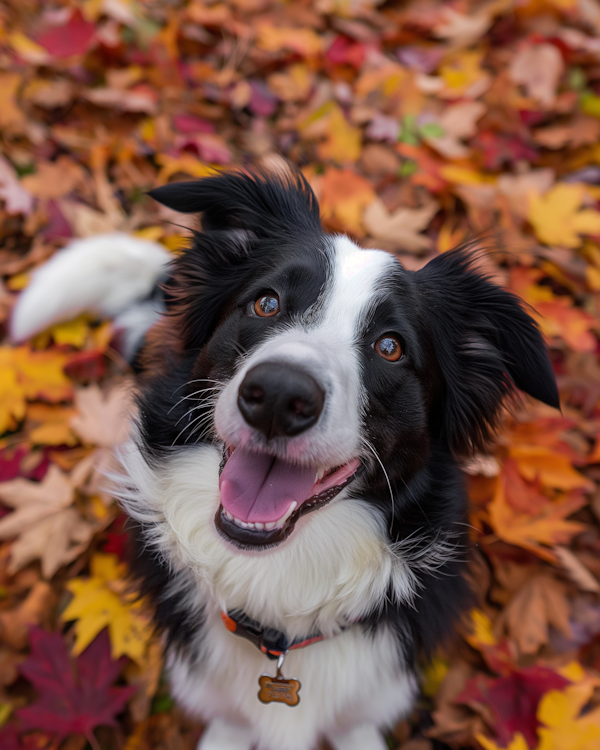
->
xmin=12 ymin=170 xmax=559 ymax=750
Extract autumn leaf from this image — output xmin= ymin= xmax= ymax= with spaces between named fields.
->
xmin=509 ymin=43 xmax=564 ymax=107
xmin=16 ymin=627 xmax=135 ymax=744
xmin=487 ymin=467 xmax=587 ymax=563
xmin=317 ymin=106 xmax=362 ymax=165
xmin=459 ymin=666 xmax=570 ymax=748
xmin=70 ymin=381 xmax=134 ymax=448
xmin=495 ymin=575 xmax=572 ymax=655
xmin=62 ymin=553 xmax=154 ymax=662
xmin=528 ymin=185 xmax=600 ymax=249
xmin=537 ymin=681 xmax=600 ymax=750
xmin=363 ymin=198 xmax=439 ymax=253
xmin=319 ymin=168 xmax=376 ymax=236
xmin=0 ymin=348 xmax=26 ymax=434
xmin=477 ymin=733 xmax=529 ymax=750
xmin=0 ymin=464 xmax=97 ymax=578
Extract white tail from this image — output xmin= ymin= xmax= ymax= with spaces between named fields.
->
xmin=11 ymin=233 xmax=170 ymax=358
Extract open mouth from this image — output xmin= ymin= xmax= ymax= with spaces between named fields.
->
xmin=215 ymin=446 xmax=360 ymax=548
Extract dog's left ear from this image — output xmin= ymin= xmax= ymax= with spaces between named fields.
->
xmin=148 ymin=169 xmax=321 ymax=238
xmin=415 ymin=247 xmax=559 ymax=454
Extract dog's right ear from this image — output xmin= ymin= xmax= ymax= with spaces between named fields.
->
xmin=415 ymin=247 xmax=559 ymax=455
xmin=148 ymin=169 xmax=322 ymax=238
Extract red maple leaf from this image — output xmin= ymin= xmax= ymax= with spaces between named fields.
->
xmin=16 ymin=628 xmax=135 ymax=746
xmin=36 ymin=10 xmax=96 ymax=59
xmin=458 ymin=665 xmax=570 ymax=748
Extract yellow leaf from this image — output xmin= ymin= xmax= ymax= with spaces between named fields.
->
xmin=467 ymin=609 xmax=498 ymax=649
xmin=421 ymin=657 xmax=449 ymax=697
xmin=8 ymin=31 xmax=49 ymax=64
xmin=528 ymin=184 xmax=600 ymax=248
xmin=62 ymin=553 xmax=153 ymax=662
xmin=29 ymin=404 xmax=78 ymax=446
xmin=13 ymin=347 xmax=72 ymax=403
xmin=36 ymin=315 xmax=91 ymax=349
xmin=477 ymin=733 xmax=529 ymax=750
xmin=155 ymin=154 xmax=216 ymax=182
xmin=0 ymin=349 xmax=26 ymax=434
xmin=134 ymin=226 xmax=164 ymax=243
xmin=6 ymin=273 xmax=29 ymax=291
xmin=439 ymin=165 xmax=494 ymax=185
xmin=317 ymin=106 xmax=362 ymax=164
xmin=537 ymin=684 xmax=600 ymax=750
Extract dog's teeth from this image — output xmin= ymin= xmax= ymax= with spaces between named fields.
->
xmin=275 ymin=501 xmax=297 ymax=527
xmin=316 ymin=468 xmax=325 ymax=482
xmin=254 ymin=522 xmax=264 ymax=530
xmin=265 ymin=522 xmax=276 ymax=530
xmin=225 ymin=510 xmax=233 ymax=521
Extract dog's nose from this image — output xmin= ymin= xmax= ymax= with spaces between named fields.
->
xmin=238 ymin=362 xmax=325 ymax=439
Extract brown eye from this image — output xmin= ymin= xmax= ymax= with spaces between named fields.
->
xmin=375 ymin=335 xmax=402 ymax=362
xmin=254 ymin=294 xmax=280 ymax=317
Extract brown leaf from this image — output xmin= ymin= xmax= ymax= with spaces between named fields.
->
xmin=494 ymin=575 xmax=572 ymax=655
xmin=363 ymin=198 xmax=439 ymax=253
xmin=20 ymin=157 xmax=86 ymax=200
xmin=0 ymin=581 xmax=54 ymax=650
xmin=71 ymin=381 xmax=135 ymax=447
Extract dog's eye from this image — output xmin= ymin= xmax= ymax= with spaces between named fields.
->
xmin=374 ymin=335 xmax=402 ymax=362
xmin=254 ymin=294 xmax=280 ymax=317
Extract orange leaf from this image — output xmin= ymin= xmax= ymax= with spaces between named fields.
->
xmin=488 ymin=470 xmax=587 ymax=562
xmin=319 ymin=168 xmax=376 ymax=236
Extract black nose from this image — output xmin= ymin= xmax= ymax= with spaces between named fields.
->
xmin=238 ymin=362 xmax=325 ymax=439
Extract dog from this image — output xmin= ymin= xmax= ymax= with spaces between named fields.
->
xmin=11 ymin=170 xmax=559 ymax=750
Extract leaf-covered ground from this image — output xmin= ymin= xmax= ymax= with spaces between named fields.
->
xmin=0 ymin=1 xmax=600 ymax=749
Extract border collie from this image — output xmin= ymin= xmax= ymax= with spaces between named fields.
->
xmin=11 ymin=170 xmax=559 ymax=750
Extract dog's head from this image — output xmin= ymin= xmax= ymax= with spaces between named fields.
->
xmin=146 ymin=170 xmax=558 ymax=551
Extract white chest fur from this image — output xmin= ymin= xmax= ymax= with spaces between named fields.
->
xmin=168 ymin=607 xmax=416 ymax=750
xmin=118 ymin=440 xmax=419 ymax=749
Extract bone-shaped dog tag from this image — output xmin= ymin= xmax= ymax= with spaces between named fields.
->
xmin=257 ymin=651 xmax=301 ymax=706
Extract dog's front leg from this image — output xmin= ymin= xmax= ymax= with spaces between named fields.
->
xmin=327 ymin=723 xmax=388 ymax=750
xmin=197 ymin=718 xmax=255 ymax=750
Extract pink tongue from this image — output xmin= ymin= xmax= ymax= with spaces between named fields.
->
xmin=219 ymin=447 xmax=317 ymax=523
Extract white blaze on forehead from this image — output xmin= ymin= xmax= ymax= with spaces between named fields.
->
xmin=321 ymin=236 xmax=394 ymax=339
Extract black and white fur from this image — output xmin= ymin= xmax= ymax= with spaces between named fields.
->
xmin=12 ymin=171 xmax=559 ymax=750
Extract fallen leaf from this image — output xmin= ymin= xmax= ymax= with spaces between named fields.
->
xmin=21 ymin=158 xmax=87 ymax=200
xmin=509 ymin=43 xmax=564 ymax=108
xmin=537 ymin=681 xmax=600 ymax=750
xmin=495 ymin=575 xmax=572 ymax=655
xmin=478 ymin=732 xmax=529 ymax=750
xmin=459 ymin=666 xmax=570 ymax=749
xmin=488 ymin=469 xmax=587 ymax=563
xmin=36 ymin=10 xmax=96 ymax=59
xmin=0 ymin=156 xmax=33 ymax=215
xmin=528 ymin=184 xmax=600 ymax=248
xmin=0 ymin=582 xmax=54 ymax=650
xmin=70 ymin=382 xmax=134 ymax=448
xmin=16 ymin=627 xmax=135 ymax=744
xmin=319 ymin=168 xmax=376 ymax=236
xmin=363 ymin=198 xmax=439 ymax=253
xmin=256 ymin=23 xmax=323 ymax=57
xmin=62 ymin=553 xmax=153 ymax=662
xmin=533 ymin=117 xmax=600 ymax=150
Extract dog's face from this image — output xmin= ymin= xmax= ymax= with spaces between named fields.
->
xmin=143 ymin=171 xmax=558 ymax=555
